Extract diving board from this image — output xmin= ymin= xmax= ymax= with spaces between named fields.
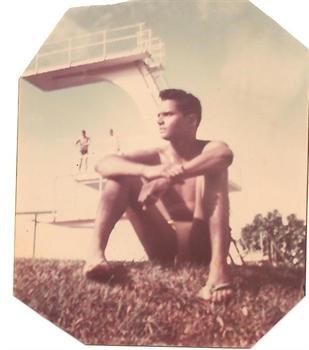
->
xmin=22 ymin=23 xmax=167 ymax=120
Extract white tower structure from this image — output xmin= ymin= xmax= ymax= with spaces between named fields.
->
xmin=22 ymin=23 xmax=168 ymax=224
xmin=23 ymin=23 xmax=167 ymax=121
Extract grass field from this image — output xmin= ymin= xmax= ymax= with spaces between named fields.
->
xmin=14 ymin=258 xmax=305 ymax=347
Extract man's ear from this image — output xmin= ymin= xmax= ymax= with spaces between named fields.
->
xmin=188 ymin=113 xmax=198 ymax=128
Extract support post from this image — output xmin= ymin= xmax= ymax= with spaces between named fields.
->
xmin=32 ymin=213 xmax=38 ymax=259
xmin=231 ymin=238 xmax=246 ymax=265
xmin=102 ymin=30 xmax=106 ymax=57
xmin=68 ymin=38 xmax=72 ymax=66
xmin=99 ymin=177 xmax=103 ymax=194
xmin=35 ymin=55 xmax=39 ymax=74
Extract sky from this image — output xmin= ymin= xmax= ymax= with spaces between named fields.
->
xmin=17 ymin=0 xmax=308 ymax=233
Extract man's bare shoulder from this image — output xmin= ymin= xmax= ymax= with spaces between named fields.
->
xmin=201 ymin=140 xmax=231 ymax=152
xmin=121 ymin=147 xmax=162 ymax=165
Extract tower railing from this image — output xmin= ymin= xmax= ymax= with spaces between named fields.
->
xmin=25 ymin=22 xmax=165 ymax=75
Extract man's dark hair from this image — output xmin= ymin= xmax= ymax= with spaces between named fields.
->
xmin=159 ymin=89 xmax=202 ymax=126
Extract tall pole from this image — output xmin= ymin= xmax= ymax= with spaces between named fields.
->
xmin=32 ymin=213 xmax=38 ymax=259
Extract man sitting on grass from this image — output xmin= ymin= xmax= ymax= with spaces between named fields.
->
xmin=84 ymin=89 xmax=234 ymax=303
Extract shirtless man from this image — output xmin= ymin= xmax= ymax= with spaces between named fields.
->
xmin=84 ymin=89 xmax=234 ymax=302
xmin=75 ymin=130 xmax=90 ymax=171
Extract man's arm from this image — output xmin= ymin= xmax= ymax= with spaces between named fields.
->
xmin=96 ymin=141 xmax=232 ymax=181
xmin=137 ymin=141 xmax=233 ymax=209
xmin=165 ymin=141 xmax=233 ymax=180
xmin=95 ymin=148 xmax=162 ymax=178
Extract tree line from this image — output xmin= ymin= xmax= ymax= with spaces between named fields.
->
xmin=239 ymin=210 xmax=306 ymax=267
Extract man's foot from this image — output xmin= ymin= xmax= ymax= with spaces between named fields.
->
xmin=83 ymin=259 xmax=114 ymax=282
xmin=83 ymin=259 xmax=130 ymax=284
xmin=197 ymin=264 xmax=234 ymax=303
xmin=197 ymin=282 xmax=234 ymax=303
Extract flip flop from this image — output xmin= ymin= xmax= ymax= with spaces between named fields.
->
xmin=198 ymin=282 xmax=234 ymax=303
xmin=211 ymin=282 xmax=233 ymax=293
xmin=83 ymin=260 xmax=114 ymax=282
xmin=83 ymin=260 xmax=129 ymax=284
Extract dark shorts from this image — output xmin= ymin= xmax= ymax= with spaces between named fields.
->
xmin=80 ymin=148 xmax=88 ymax=155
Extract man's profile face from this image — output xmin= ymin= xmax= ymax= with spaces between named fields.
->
xmin=157 ymin=99 xmax=189 ymax=140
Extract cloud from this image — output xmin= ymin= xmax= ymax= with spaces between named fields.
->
xmin=196 ymin=0 xmax=247 ymax=22
xmin=218 ymin=21 xmax=306 ymax=110
xmin=45 ymin=10 xmax=88 ymax=44
xmin=196 ymin=0 xmax=209 ymax=21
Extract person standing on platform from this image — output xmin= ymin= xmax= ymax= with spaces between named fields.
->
xmin=109 ymin=128 xmax=121 ymax=155
xmin=75 ymin=130 xmax=91 ymax=172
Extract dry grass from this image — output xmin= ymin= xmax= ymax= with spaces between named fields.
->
xmin=14 ymin=259 xmax=304 ymax=347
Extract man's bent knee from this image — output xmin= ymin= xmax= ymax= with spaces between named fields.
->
xmin=102 ymin=176 xmax=143 ymax=206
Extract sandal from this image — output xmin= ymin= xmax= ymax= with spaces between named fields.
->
xmin=198 ymin=282 xmax=234 ymax=303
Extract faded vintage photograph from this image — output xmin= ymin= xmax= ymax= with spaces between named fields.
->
xmin=14 ymin=0 xmax=307 ymax=347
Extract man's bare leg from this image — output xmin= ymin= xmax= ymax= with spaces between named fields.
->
xmin=85 ymin=178 xmax=130 ymax=264
xmin=195 ymin=171 xmax=233 ymax=302
xmin=78 ymin=157 xmax=83 ymax=172
xmin=83 ymin=178 xmax=129 ymax=277
xmin=84 ymin=177 xmax=177 ymax=278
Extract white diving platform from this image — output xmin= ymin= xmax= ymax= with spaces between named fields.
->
xmin=22 ymin=22 xmax=166 ymax=92
xmin=74 ymin=172 xmax=105 ymax=191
